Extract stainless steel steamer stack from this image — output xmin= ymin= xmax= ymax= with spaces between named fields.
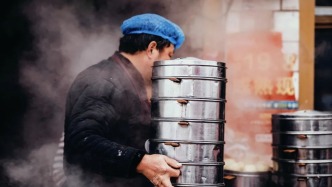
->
xmin=271 ymin=110 xmax=332 ymax=187
xmin=149 ymin=58 xmax=227 ymax=187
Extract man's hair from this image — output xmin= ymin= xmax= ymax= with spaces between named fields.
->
xmin=119 ymin=34 xmax=172 ymax=54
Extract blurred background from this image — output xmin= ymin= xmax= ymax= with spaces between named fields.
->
xmin=1 ymin=0 xmax=331 ymax=186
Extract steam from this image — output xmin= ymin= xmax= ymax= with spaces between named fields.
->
xmin=3 ymin=0 xmax=203 ymax=186
xmin=223 ymin=6 xmax=292 ymax=167
xmin=5 ymin=1 xmax=120 ymax=185
xmin=19 ymin=1 xmax=120 ymax=148
xmin=4 ymin=143 xmax=57 ymax=187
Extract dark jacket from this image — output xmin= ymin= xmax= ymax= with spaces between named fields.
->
xmin=63 ymin=52 xmax=152 ymax=187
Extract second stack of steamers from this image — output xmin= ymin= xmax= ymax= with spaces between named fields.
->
xmin=149 ymin=58 xmax=227 ymax=186
xmin=271 ymin=110 xmax=332 ymax=187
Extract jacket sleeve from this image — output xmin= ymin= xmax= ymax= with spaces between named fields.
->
xmin=64 ymin=73 xmax=146 ymax=178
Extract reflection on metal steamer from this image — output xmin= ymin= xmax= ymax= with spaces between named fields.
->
xmin=148 ymin=58 xmax=227 ymax=187
xmin=271 ymin=110 xmax=332 ymax=187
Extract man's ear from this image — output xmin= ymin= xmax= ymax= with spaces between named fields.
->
xmin=146 ymin=41 xmax=157 ymax=58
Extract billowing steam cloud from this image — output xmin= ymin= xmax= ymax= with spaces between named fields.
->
xmin=3 ymin=0 xmax=204 ymax=186
xmin=5 ymin=1 xmax=120 ymax=186
xmin=4 ymin=143 xmax=57 ymax=187
xmin=19 ymin=1 xmax=120 ymax=148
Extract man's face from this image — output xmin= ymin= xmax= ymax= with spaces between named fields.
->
xmin=146 ymin=43 xmax=175 ymax=79
xmin=156 ymin=44 xmax=175 ymax=61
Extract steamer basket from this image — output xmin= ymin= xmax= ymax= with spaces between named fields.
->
xmin=153 ymin=59 xmax=226 ymax=78
xmin=172 ymin=162 xmax=224 ymax=186
xmin=272 ymin=119 xmax=332 ymax=132
xmin=271 ymin=173 xmax=332 ymax=187
xmin=152 ymin=78 xmax=226 ymax=99
xmin=272 ymin=146 xmax=332 ymax=160
xmin=272 ymin=132 xmax=332 ymax=147
xmin=272 ymin=110 xmax=332 ymax=132
xmin=151 ymin=118 xmax=224 ymax=141
xmin=151 ymin=58 xmax=226 ymax=187
xmin=151 ymin=98 xmax=226 ymax=120
xmin=149 ymin=140 xmax=223 ymax=163
xmin=224 ymin=170 xmax=270 ymax=187
xmin=272 ymin=159 xmax=332 ymax=175
xmin=272 ymin=110 xmax=332 ymax=186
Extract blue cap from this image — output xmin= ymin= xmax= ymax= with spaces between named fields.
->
xmin=121 ymin=13 xmax=185 ymax=49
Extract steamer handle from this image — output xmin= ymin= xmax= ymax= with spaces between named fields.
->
xmin=169 ymin=77 xmax=182 ymax=83
xmin=178 ymin=121 xmax=190 ymax=126
xmin=224 ymin=175 xmax=236 ymax=180
xmin=164 ymin=142 xmax=180 ymax=147
xmin=283 ymin=149 xmax=296 ymax=153
xmin=177 ymin=99 xmax=189 ymax=104
xmin=297 ymin=134 xmax=308 ymax=139
xmin=298 ymin=163 xmax=306 ymax=167
xmin=297 ymin=177 xmax=308 ymax=181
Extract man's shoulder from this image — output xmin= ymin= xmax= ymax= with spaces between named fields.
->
xmin=89 ymin=57 xmax=118 ymax=72
xmin=78 ymin=57 xmax=120 ymax=79
xmin=75 ymin=58 xmax=134 ymax=91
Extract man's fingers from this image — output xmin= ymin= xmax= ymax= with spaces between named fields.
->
xmin=163 ymin=156 xmax=182 ymax=169
xmin=151 ymin=174 xmax=173 ymax=187
xmin=167 ymin=167 xmax=181 ymax=177
xmin=162 ymin=156 xmax=181 ymax=178
xmin=160 ymin=174 xmax=173 ymax=187
xmin=144 ymin=155 xmax=182 ymax=187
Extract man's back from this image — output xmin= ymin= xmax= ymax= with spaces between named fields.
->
xmin=63 ymin=52 xmax=152 ymax=187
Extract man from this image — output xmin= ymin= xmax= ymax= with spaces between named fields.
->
xmin=63 ymin=13 xmax=185 ymax=187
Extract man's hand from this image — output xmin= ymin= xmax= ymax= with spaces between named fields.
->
xmin=136 ymin=154 xmax=182 ymax=187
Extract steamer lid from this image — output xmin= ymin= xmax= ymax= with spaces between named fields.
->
xmin=154 ymin=57 xmax=225 ymax=67
xmin=272 ymin=110 xmax=332 ymax=119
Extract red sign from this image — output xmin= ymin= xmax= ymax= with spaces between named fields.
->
xmin=224 ymin=31 xmax=298 ymax=167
